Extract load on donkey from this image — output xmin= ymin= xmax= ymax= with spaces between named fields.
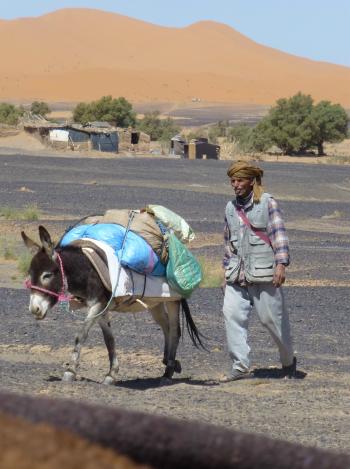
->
xmin=22 ymin=205 xmax=204 ymax=385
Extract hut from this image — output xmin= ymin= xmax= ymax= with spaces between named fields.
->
xmin=23 ymin=118 xmax=119 ymax=153
xmin=117 ymin=128 xmax=150 ymax=153
xmin=184 ymin=138 xmax=220 ymax=160
xmin=170 ymin=135 xmax=186 ymax=156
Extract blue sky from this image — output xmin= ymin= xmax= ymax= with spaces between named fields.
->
xmin=2 ymin=0 xmax=350 ymax=67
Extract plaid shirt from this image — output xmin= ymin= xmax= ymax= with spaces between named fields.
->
xmin=223 ymin=193 xmax=290 ymax=282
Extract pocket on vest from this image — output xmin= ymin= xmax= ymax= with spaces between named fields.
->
xmin=224 ymin=257 xmax=240 ymax=283
xmin=246 ymin=258 xmax=274 ymax=283
xmin=249 ymin=232 xmax=266 ymax=245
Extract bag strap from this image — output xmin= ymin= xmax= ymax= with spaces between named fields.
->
xmin=235 ymin=207 xmax=272 ymax=246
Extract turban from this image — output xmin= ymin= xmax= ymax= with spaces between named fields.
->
xmin=227 ymin=161 xmax=264 ymax=203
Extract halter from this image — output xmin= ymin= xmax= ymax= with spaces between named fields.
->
xmin=24 ymin=252 xmax=73 ymax=304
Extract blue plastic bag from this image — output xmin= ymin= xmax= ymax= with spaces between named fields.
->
xmin=60 ymin=223 xmax=165 ymax=276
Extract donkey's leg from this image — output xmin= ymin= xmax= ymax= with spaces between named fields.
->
xmin=62 ymin=303 xmax=100 ymax=382
xmin=149 ymin=303 xmax=170 ymax=368
xmin=99 ymin=314 xmax=119 ymax=385
xmin=162 ymin=301 xmax=181 ymax=381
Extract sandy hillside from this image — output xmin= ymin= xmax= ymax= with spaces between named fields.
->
xmin=1 ymin=8 xmax=350 ymax=106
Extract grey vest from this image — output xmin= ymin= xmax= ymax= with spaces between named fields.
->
xmin=225 ymin=193 xmax=275 ymax=284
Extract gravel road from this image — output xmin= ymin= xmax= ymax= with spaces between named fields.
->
xmin=0 ymin=153 xmax=349 ymax=454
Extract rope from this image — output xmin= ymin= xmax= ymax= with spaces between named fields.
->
xmin=24 ymin=252 xmax=73 ymax=304
xmin=84 ymin=210 xmax=137 ymax=322
xmin=55 ymin=213 xmax=103 ymax=249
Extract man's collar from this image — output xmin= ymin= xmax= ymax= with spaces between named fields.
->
xmin=235 ymin=191 xmax=254 ymax=209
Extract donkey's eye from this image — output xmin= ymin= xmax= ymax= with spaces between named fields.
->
xmin=41 ymin=272 xmax=53 ymax=282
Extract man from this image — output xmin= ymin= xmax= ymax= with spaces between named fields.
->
xmin=221 ymin=160 xmax=296 ymax=382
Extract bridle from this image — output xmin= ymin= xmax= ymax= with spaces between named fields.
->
xmin=24 ymin=251 xmax=73 ymax=304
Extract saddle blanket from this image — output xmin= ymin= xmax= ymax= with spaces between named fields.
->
xmin=81 ymin=238 xmax=180 ymax=299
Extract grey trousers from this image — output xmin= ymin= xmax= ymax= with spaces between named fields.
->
xmin=223 ymin=283 xmax=294 ymax=373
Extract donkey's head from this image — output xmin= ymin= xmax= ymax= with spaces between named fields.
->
xmin=21 ymin=226 xmax=62 ymax=319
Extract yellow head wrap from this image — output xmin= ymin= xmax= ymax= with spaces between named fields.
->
xmin=227 ymin=160 xmax=264 ymax=203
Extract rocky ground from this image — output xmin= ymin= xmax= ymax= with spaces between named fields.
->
xmin=0 ymin=153 xmax=349 ymax=454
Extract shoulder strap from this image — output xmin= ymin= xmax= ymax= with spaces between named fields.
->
xmin=235 ymin=207 xmax=272 ymax=246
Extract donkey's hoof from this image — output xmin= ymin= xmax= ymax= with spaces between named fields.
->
xmin=62 ymin=371 xmax=76 ymax=382
xmin=174 ymin=360 xmax=182 ymax=374
xmin=102 ymin=375 xmax=116 ymax=386
xmin=160 ymin=376 xmax=173 ymax=386
xmin=162 ymin=359 xmax=181 ymax=374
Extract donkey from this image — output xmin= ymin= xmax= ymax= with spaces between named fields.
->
xmin=21 ymin=226 xmax=204 ymax=385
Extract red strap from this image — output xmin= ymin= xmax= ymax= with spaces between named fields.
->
xmin=236 ymin=208 xmax=271 ymax=246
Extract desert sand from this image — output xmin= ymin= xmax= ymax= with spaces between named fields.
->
xmin=1 ymin=8 xmax=350 ymax=106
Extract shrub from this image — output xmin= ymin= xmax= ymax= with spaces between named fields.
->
xmin=0 ymin=204 xmax=41 ymax=221
xmin=0 ymin=103 xmax=24 ymax=125
xmin=22 ymin=204 xmax=40 ymax=221
xmin=73 ymin=96 xmax=136 ymax=127
xmin=137 ymin=111 xmax=180 ymax=141
xmin=30 ymin=101 xmax=51 ymax=116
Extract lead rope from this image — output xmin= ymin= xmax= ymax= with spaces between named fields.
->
xmin=84 ymin=210 xmax=137 ymax=322
xmin=55 ymin=252 xmax=72 ymax=313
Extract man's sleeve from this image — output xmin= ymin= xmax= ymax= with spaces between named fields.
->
xmin=267 ymin=198 xmax=290 ymax=266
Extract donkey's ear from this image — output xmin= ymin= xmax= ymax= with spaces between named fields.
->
xmin=38 ymin=225 xmax=55 ymax=257
xmin=21 ymin=231 xmax=40 ymax=254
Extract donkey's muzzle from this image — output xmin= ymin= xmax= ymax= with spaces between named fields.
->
xmin=29 ymin=293 xmax=50 ymax=320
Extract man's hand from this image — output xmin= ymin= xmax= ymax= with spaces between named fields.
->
xmin=273 ymin=264 xmax=286 ymax=288
xmin=221 ymin=277 xmax=226 ymax=295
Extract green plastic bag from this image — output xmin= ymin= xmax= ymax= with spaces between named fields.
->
xmin=166 ymin=233 xmax=202 ymax=298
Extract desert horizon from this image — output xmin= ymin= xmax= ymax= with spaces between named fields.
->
xmin=1 ymin=8 xmax=350 ymax=108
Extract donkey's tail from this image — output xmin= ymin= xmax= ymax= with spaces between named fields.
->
xmin=181 ymin=299 xmax=207 ymax=350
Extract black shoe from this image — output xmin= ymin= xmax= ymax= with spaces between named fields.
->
xmin=282 ymin=357 xmax=297 ymax=379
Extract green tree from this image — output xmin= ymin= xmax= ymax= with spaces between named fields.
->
xmin=137 ymin=111 xmax=180 ymax=141
xmin=249 ymin=93 xmax=349 ymax=155
xmin=310 ymin=101 xmax=349 ymax=155
xmin=30 ymin=101 xmax=51 ymax=116
xmin=0 ymin=103 xmax=24 ymax=125
xmin=250 ymin=119 xmax=274 ymax=152
xmin=137 ymin=111 xmax=162 ymax=140
xmin=73 ymin=96 xmax=136 ymax=127
xmin=72 ymin=102 xmax=92 ymax=124
xmin=266 ymin=93 xmax=315 ymax=154
xmin=159 ymin=117 xmax=181 ymax=143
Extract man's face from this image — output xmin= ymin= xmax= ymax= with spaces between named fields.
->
xmin=230 ymin=177 xmax=254 ymax=198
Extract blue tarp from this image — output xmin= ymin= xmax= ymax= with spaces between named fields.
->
xmin=60 ymin=224 xmax=165 ymax=276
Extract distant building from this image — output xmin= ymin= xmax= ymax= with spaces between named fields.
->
xmin=117 ymin=128 xmax=151 ymax=153
xmin=22 ymin=118 xmax=136 ymax=153
xmin=184 ymin=138 xmax=220 ymax=160
xmin=21 ymin=114 xmax=160 ymax=156
xmin=170 ymin=134 xmax=186 ymax=156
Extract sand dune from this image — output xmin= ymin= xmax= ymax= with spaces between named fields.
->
xmin=1 ymin=8 xmax=350 ymax=106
